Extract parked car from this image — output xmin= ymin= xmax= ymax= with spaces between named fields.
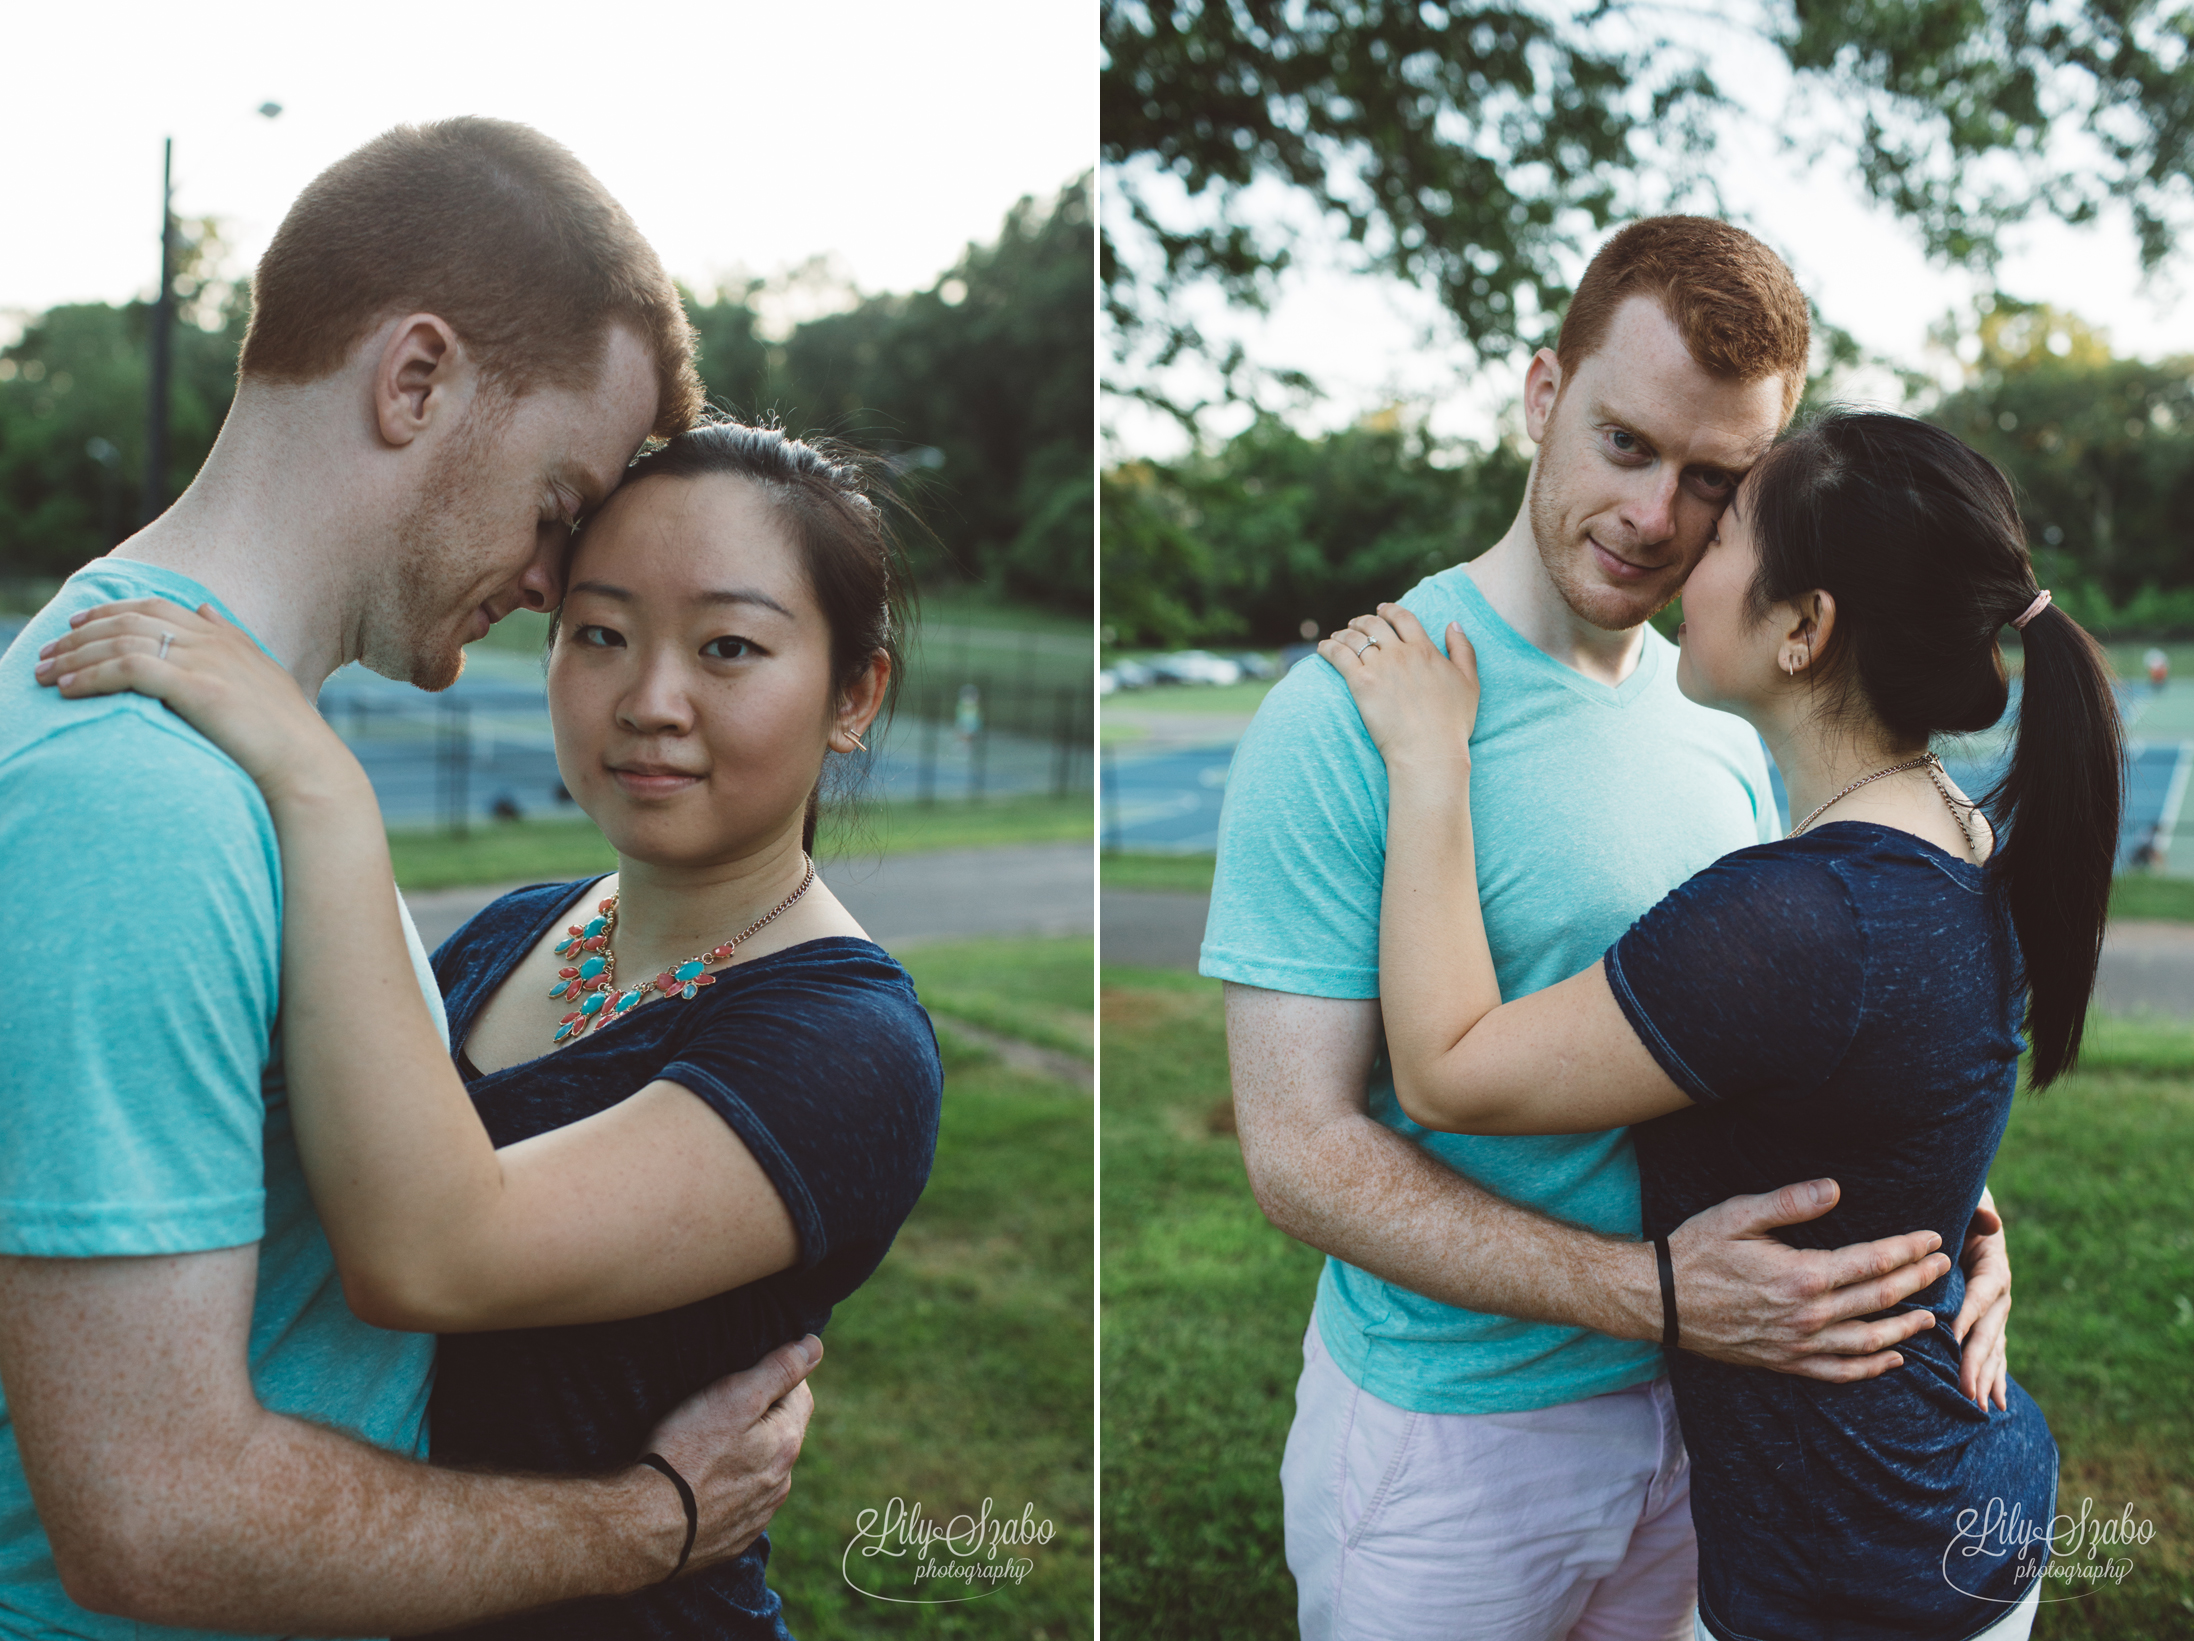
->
xmin=1148 ymin=650 xmax=1243 ymax=687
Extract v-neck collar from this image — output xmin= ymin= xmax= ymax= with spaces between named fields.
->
xmin=1450 ymin=570 xmax=1665 ymax=710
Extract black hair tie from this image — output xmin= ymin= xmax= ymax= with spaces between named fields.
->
xmin=638 ymin=1452 xmax=699 ymax=1583
xmin=1653 ymin=1235 xmax=1681 ymax=1353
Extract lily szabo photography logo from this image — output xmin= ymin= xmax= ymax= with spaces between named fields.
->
xmin=841 ymin=1496 xmax=1057 ymax=1604
xmin=1944 ymin=1495 xmax=2160 ymax=1602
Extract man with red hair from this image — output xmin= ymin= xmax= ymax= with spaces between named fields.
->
xmin=1210 ymin=217 xmax=2012 ymax=1638
xmin=0 ymin=120 xmax=813 ymax=1637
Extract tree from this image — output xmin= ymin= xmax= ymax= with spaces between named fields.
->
xmin=1103 ymin=414 xmax=1529 ymax=647
xmin=1103 ymin=0 xmax=2194 ymax=427
xmin=0 ymin=218 xmax=246 ymax=582
xmin=1924 ymin=298 xmax=2194 ymax=628
xmin=2 ymin=189 xmax=1095 ymax=616
xmin=689 ymin=177 xmax=1094 ymax=612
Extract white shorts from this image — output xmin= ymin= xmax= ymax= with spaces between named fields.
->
xmin=1282 ymin=1321 xmax=1698 ymax=1641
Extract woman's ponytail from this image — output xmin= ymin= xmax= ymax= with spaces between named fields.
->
xmin=1747 ymin=412 xmax=2128 ymax=1090
xmin=1988 ymin=603 xmax=2123 ymax=1087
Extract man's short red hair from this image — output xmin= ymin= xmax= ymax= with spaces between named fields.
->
xmin=239 ymin=118 xmax=702 ymax=438
xmin=1556 ymin=217 xmax=1811 ymax=421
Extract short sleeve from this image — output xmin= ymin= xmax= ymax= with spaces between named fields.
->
xmin=1603 ymin=849 xmax=1865 ymax=1105
xmin=658 ymin=951 xmax=943 ymax=1271
xmin=1200 ymin=658 xmax=1391 ymax=998
xmin=0 ymin=712 xmax=281 ymax=1255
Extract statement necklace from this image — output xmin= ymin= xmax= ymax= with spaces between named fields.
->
xmin=1790 ymin=751 xmax=1980 ymax=857
xmin=548 ymin=854 xmax=818 ymax=1044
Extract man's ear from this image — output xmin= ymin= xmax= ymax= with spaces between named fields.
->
xmin=372 ymin=314 xmax=468 ymax=450
xmin=830 ymin=651 xmax=892 ymax=753
xmin=1521 ymin=347 xmax=1563 ymax=445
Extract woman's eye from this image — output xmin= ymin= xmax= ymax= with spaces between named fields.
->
xmin=574 ymin=624 xmax=623 ymax=649
xmin=702 ymin=636 xmax=754 ymax=661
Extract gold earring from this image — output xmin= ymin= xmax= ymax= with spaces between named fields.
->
xmin=844 ymin=730 xmax=868 ymax=752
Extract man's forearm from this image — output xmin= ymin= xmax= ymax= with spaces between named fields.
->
xmin=66 ymin=1410 xmax=681 ymax=1633
xmin=1246 ymin=1104 xmax=1662 ymax=1343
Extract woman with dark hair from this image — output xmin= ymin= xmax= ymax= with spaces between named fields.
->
xmin=1319 ymin=410 xmax=2117 ymax=1641
xmin=37 ymin=420 xmax=946 ymax=1639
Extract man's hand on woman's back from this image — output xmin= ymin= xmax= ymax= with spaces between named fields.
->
xmin=1666 ymin=1178 xmax=1957 ymax=1380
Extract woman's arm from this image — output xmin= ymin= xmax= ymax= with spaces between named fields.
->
xmin=1321 ymin=604 xmax=1694 ymax=1135
xmin=40 ymin=600 xmax=797 ymax=1330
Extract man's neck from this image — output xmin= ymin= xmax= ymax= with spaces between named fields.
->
xmin=1460 ymin=524 xmax=1646 ymax=689
xmin=110 ymin=388 xmax=384 ymax=698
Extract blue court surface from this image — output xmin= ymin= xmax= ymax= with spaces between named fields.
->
xmin=0 ymin=622 xmax=1082 ymax=827
xmin=1103 ymin=681 xmax=2194 ymax=873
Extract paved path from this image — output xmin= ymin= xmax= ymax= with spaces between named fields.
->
xmin=404 ymin=841 xmax=1094 ymax=955
xmin=1101 ymin=890 xmax=2194 ymax=1020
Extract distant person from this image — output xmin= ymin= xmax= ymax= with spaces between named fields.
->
xmin=1205 ymin=218 xmax=2016 ymax=1639
xmin=0 ymin=121 xmax=826 ymax=1639
xmin=40 ymin=421 xmax=944 ymax=1637
xmin=1321 ymin=407 xmax=2113 ymax=1639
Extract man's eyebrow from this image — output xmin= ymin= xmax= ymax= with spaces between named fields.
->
xmin=567 ymin=580 xmax=797 ymax=619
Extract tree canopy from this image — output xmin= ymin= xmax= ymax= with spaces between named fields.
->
xmin=1 ymin=179 xmax=1093 ymax=615
xmin=1104 ymin=0 xmax=2194 ymax=425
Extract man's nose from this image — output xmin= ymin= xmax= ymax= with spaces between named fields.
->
xmin=1623 ymin=470 xmax=1683 ymax=546
xmin=517 ymin=526 xmax=568 ymax=613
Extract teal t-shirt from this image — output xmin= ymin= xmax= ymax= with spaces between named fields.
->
xmin=0 ymin=561 xmax=443 ymax=1640
xmin=1201 ymin=564 xmax=1778 ymax=1415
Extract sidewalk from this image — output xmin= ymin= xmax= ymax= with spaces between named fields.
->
xmin=1101 ymin=889 xmax=2194 ymax=1019
xmin=404 ymin=840 xmax=1094 ymax=955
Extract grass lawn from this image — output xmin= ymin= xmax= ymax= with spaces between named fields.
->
xmin=767 ymin=936 xmax=1093 ymax=1638
xmin=1096 ymin=855 xmax=2194 ymax=928
xmin=1099 ymin=853 xmax=1218 ymax=895
xmin=2111 ymin=875 xmax=2194 ymax=925
xmin=1102 ymin=678 xmax=1280 ymax=717
xmin=388 ymin=796 xmax=1093 ymax=892
xmin=1099 ymin=967 xmax=2194 ymax=1638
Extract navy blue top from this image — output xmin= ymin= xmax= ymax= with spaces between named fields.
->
xmin=1608 ymin=824 xmax=2056 ymax=1641
xmin=415 ymin=877 xmax=943 ymax=1640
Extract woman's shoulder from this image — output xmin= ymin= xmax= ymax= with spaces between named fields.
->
xmin=693 ymin=937 xmax=937 ymax=1048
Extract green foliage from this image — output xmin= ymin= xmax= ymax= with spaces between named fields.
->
xmin=1918 ymin=299 xmax=2194 ymax=623
xmin=1 ymin=189 xmax=1093 ymax=615
xmin=1099 ymin=965 xmax=1318 ymax=1637
xmin=1101 ymin=414 xmax=1528 ymax=647
xmin=1100 ymin=967 xmax=2194 ymax=1634
xmin=1102 ymin=0 xmax=1719 ymax=422
xmin=0 ymin=220 xmax=249 ymax=579
xmin=386 ymin=795 xmax=1094 ymax=892
xmin=689 ymin=179 xmax=1094 ymax=613
xmin=1782 ymin=0 xmax=2194 ymax=273
xmin=1106 ymin=2 xmax=2194 ymax=426
xmin=766 ymin=937 xmax=1092 ymax=1638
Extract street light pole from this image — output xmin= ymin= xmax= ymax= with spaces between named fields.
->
xmin=141 ymin=136 xmax=175 ymax=526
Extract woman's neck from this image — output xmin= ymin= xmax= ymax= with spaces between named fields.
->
xmin=604 ymin=830 xmax=815 ymax=975
xmin=1768 ymin=717 xmax=1928 ymax=835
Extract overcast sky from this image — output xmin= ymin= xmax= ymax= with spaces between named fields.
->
xmin=1 ymin=0 xmax=1093 ymax=323
xmin=1105 ymin=19 xmax=2194 ymax=459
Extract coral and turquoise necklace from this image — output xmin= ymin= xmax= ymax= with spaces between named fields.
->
xmin=548 ymin=854 xmax=818 ymax=1044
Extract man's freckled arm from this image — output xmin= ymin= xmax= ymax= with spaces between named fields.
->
xmin=0 ymin=1246 xmax=692 ymax=1635
xmin=1226 ymin=983 xmax=1663 ymax=1343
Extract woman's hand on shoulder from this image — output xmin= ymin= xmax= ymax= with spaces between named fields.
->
xmin=1318 ymin=603 xmax=1480 ymax=775
xmin=33 ymin=597 xmax=354 ymax=807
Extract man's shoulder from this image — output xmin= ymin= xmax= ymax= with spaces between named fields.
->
xmin=0 ymin=696 xmax=269 ymax=834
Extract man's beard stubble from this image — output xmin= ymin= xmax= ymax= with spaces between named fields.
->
xmin=1524 ymin=449 xmax=1681 ymax=636
xmin=365 ymin=419 xmax=497 ymax=692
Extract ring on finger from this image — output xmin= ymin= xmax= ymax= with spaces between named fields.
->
xmin=157 ymin=631 xmax=174 ymax=661
xmin=1355 ymin=637 xmax=1380 ymax=656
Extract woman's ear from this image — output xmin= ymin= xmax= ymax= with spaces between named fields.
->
xmin=1772 ymin=590 xmax=1836 ymax=677
xmin=830 ymin=650 xmax=892 ymax=753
